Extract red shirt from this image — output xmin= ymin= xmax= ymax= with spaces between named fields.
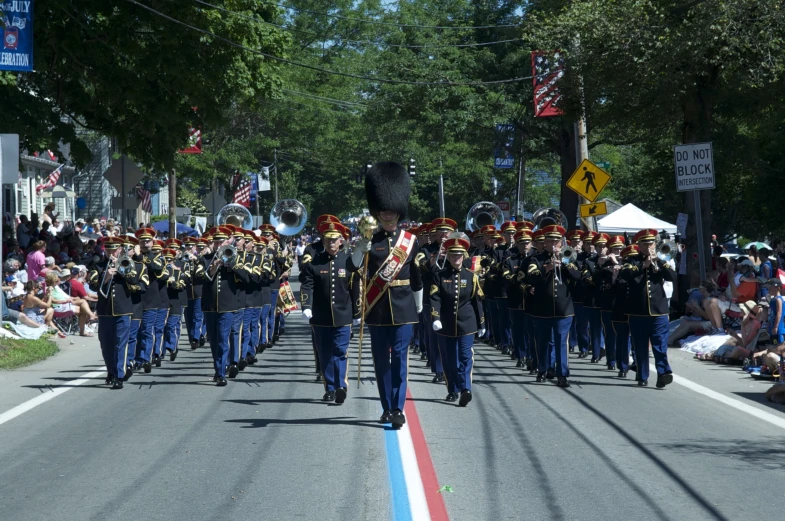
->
xmin=717 ymin=271 xmax=729 ymax=290
xmin=70 ymin=279 xmax=88 ymax=299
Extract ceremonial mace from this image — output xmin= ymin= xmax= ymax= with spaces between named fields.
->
xmin=356 ymin=215 xmax=377 ymax=389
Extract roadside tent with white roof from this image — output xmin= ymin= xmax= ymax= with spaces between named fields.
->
xmin=596 ymin=203 xmax=677 ymax=235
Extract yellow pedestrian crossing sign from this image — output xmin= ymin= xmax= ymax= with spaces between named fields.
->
xmin=566 ymin=159 xmax=612 ymax=203
xmin=579 ymin=201 xmax=608 ymax=218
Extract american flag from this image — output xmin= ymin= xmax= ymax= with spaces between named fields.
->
xmin=32 ymin=150 xmax=57 ymax=162
xmin=232 ymin=173 xmax=252 ymax=208
xmin=35 ymin=164 xmax=63 ymax=195
xmin=136 ymin=185 xmax=152 ymax=213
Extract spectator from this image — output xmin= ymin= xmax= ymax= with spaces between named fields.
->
xmin=734 ymin=258 xmax=760 ymax=302
xmin=747 ymin=244 xmax=760 ymax=271
xmin=716 ymin=257 xmax=731 ymax=292
xmin=41 ymin=256 xmax=56 ymax=278
xmin=765 ymin=279 xmax=785 ymax=343
xmin=41 ymin=202 xmax=58 ymax=226
xmin=45 ymin=271 xmax=96 ymax=336
xmin=69 ymin=266 xmax=96 ymax=302
xmin=758 ymin=248 xmax=774 ymax=297
xmin=26 ymin=240 xmax=47 ymax=281
xmin=16 ymin=215 xmax=31 ymax=250
xmin=21 ymin=280 xmax=58 ymax=333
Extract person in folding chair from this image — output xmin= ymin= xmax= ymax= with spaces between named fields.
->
xmin=88 ymin=237 xmax=144 ymax=389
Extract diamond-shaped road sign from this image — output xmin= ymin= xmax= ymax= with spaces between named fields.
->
xmin=103 ymin=155 xmax=145 ymax=194
xmin=566 ymin=159 xmax=612 ymax=203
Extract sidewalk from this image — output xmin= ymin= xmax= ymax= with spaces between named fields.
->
xmin=0 ymin=333 xmax=104 ymax=416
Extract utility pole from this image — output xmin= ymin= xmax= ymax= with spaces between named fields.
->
xmin=169 ymin=168 xmax=177 ymax=237
xmin=120 ymin=154 xmax=126 ymax=230
xmin=515 ymin=130 xmax=524 ymax=221
xmin=574 ymin=118 xmax=594 ymax=231
xmin=274 ymin=148 xmax=279 ymax=203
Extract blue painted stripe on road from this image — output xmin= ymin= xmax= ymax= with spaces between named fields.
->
xmin=385 ymin=427 xmax=412 ymax=521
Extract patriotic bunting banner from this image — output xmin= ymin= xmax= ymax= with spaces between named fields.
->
xmin=532 ymin=50 xmax=565 ymax=117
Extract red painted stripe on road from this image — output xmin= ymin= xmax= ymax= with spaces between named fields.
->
xmin=405 ymin=389 xmax=450 ymax=521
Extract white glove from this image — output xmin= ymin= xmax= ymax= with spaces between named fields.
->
xmin=351 ymin=238 xmax=372 ymax=267
xmin=352 ymin=318 xmax=361 ymax=326
xmin=432 ymin=320 xmax=443 ymax=331
xmin=478 ymin=328 xmax=486 ymax=337
xmin=414 ymin=289 xmax=423 ymax=314
xmin=303 ymin=309 xmax=313 ymax=319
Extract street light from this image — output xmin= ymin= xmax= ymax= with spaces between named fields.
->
xmin=408 ymin=158 xmax=416 ymax=178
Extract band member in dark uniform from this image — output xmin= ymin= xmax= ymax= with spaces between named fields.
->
xmin=88 ymin=237 xmax=145 ymax=389
xmin=352 ymin=162 xmax=423 ymax=429
xmin=162 ymin=244 xmax=189 ymax=361
xmin=430 ymin=236 xmax=485 ymax=406
xmin=150 ymin=239 xmax=170 ymax=368
xmin=620 ymin=229 xmax=676 ymax=388
xmin=133 ymin=227 xmax=163 ymax=373
xmin=503 ymin=228 xmax=532 ymax=367
xmin=597 ymin=235 xmax=626 ymax=371
xmin=122 ymin=235 xmax=145 ymax=379
xmin=583 ymin=233 xmax=609 ymax=363
xmin=301 ymin=221 xmax=360 ymax=403
xmin=184 ymin=236 xmax=206 ymax=349
xmin=527 ymin=225 xmax=582 ymax=387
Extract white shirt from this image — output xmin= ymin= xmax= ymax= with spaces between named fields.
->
xmin=295 ymin=244 xmax=305 ymax=256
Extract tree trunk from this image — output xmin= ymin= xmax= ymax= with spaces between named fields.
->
xmin=682 ymin=67 xmax=719 ymax=288
xmin=558 ymin=123 xmax=579 ymax=229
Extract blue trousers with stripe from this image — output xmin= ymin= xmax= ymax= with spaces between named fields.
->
xmin=136 ymin=309 xmax=158 ymax=363
xmin=152 ymin=308 xmax=168 ymax=357
xmin=99 ymin=315 xmax=131 ymax=380
xmin=535 ymin=317 xmax=572 ymax=377
xmin=186 ymin=298 xmax=204 ymax=343
xmin=127 ymin=318 xmax=141 ymax=364
xmin=585 ymin=306 xmax=605 ymax=359
xmin=313 ymin=325 xmax=350 ymax=392
xmin=260 ymin=304 xmax=272 ymax=345
xmin=510 ymin=309 xmax=526 ymax=360
xmin=229 ymin=310 xmax=243 ymax=365
xmin=613 ymin=320 xmax=632 ymax=372
xmin=438 ymin=334 xmax=474 ymax=394
xmin=242 ymin=307 xmax=262 ymax=359
xmin=163 ymin=312 xmax=181 ymax=354
xmin=369 ymin=324 xmax=413 ymax=413
xmin=204 ymin=311 xmax=232 ymax=378
xmin=629 ymin=315 xmax=671 ymax=382
xmin=601 ymin=311 xmax=616 ymax=366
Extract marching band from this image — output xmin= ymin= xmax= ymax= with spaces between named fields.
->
xmin=89 ymin=160 xmax=677 ymax=426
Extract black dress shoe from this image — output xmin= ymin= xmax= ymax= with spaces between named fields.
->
xmin=228 ymin=363 xmax=239 ymax=378
xmin=432 ymin=372 xmax=445 ymax=384
xmin=380 ymin=410 xmax=393 ymax=424
xmin=123 ymin=366 xmax=134 ymax=382
xmin=169 ymin=350 xmax=177 ymax=362
xmin=569 ymin=346 xmax=576 ymax=353
xmin=445 ymin=392 xmax=458 ymax=402
xmin=546 ymin=369 xmax=556 ymax=380
xmin=153 ymin=355 xmax=162 ymax=368
xmin=111 ymin=378 xmax=124 ymax=390
xmin=618 ymin=370 xmax=627 ymax=378
xmin=607 ymin=363 xmax=616 ymax=371
xmin=322 ymin=391 xmax=335 ymax=402
xmin=199 ymin=336 xmax=206 ymax=346
xmin=502 ymin=347 xmax=510 ymax=355
xmin=516 ymin=359 xmax=524 ymax=368
xmin=335 ymin=388 xmax=347 ymax=404
xmin=638 ymin=379 xmax=648 ymax=386
xmin=247 ymin=354 xmax=258 ymax=365
xmin=238 ymin=359 xmax=248 ymax=371
xmin=536 ymin=373 xmax=545 ymax=382
xmin=273 ymin=334 xmax=280 ymax=342
xmin=391 ymin=410 xmax=406 ymax=429
xmin=590 ymin=357 xmax=598 ymax=363
xmin=315 ymin=374 xmax=323 ymax=382
xmin=599 ymin=348 xmax=606 ymax=360
xmin=104 ymin=376 xmax=112 ymax=385
xmin=556 ymin=376 xmax=571 ymax=388
xmin=656 ymin=373 xmax=673 ymax=389
xmin=459 ymin=390 xmax=472 ymax=407
xmin=630 ymin=363 xmax=638 ymax=372
xmin=190 ymin=340 xmax=199 ymax=350
xmin=216 ymin=377 xmax=228 ymax=387
xmin=143 ymin=361 xmax=152 ymax=374
xmin=526 ymin=360 xmax=534 ymax=372
xmin=420 ymin=352 xmax=427 ymax=361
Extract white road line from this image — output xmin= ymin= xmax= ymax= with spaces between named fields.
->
xmin=0 ymin=371 xmax=104 ymax=427
xmin=652 ymin=364 xmax=785 ymax=431
xmin=396 ymin=423 xmax=432 ymax=521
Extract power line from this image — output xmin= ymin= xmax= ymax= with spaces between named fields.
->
xmin=196 ymin=0 xmax=518 ymax=30
xmin=280 ymin=88 xmax=366 ymax=107
xmin=126 ymin=0 xmax=534 ymax=86
xmin=194 ymin=0 xmax=523 ymax=48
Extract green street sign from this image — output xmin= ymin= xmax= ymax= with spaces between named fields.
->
xmin=596 ymin=161 xmax=611 ymax=170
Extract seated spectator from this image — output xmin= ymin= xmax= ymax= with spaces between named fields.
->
xmin=732 ymin=258 xmax=759 ymax=302
xmin=21 ymin=280 xmax=59 ymax=333
xmin=716 ymin=257 xmax=730 ymax=292
xmin=720 ymin=301 xmax=768 ymax=361
xmin=41 ymin=256 xmax=56 ymax=278
xmin=69 ymin=266 xmax=97 ymax=302
xmin=25 ymin=240 xmax=47 ymax=281
xmin=765 ymin=278 xmax=785 ymax=343
xmin=3 ymin=259 xmax=26 ymax=311
xmin=45 ymin=271 xmax=96 ymax=337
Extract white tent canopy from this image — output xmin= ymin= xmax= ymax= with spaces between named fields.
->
xmin=596 ymin=203 xmax=677 ymax=235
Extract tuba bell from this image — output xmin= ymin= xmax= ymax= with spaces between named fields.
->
xmin=465 ymin=202 xmax=504 ymax=232
xmin=656 ymin=239 xmax=677 ymax=262
xmin=532 ymin=207 xmax=569 ymax=231
xmin=270 ymin=199 xmax=308 ymax=236
xmin=217 ymin=203 xmax=253 ymax=229
xmin=561 ymin=245 xmax=577 ymax=265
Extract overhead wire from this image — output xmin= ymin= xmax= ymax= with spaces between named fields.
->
xmin=194 ymin=0 xmax=523 ymax=48
xmin=126 ymin=0 xmax=536 ymax=86
xmin=280 ymin=88 xmax=366 ymax=107
xmin=197 ymin=0 xmax=519 ymax=30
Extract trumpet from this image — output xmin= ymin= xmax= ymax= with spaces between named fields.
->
xmin=561 ymin=246 xmax=577 ymax=265
xmin=219 ymin=244 xmax=237 ymax=264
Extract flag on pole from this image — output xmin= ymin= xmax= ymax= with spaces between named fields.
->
xmin=35 ymin=164 xmax=63 ymax=194
xmin=136 ymin=184 xmax=152 ymax=213
xmin=232 ymin=173 xmax=252 ymax=208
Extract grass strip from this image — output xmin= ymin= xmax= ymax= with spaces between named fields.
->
xmin=0 ymin=338 xmax=59 ymax=370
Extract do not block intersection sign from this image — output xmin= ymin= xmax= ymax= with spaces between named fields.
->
xmin=674 ymin=142 xmax=715 ymax=191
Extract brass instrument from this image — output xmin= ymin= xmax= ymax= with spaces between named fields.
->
xmin=435 ymin=231 xmax=470 ymax=270
xmin=216 ymin=203 xmax=253 ymax=228
xmin=656 ymin=239 xmax=677 ymax=263
xmin=116 ymin=255 xmax=134 ymax=276
xmin=99 ymin=257 xmax=118 ymax=298
xmin=465 ymin=202 xmax=504 ymax=232
xmin=219 ymin=245 xmax=237 ymax=264
xmin=532 ymin=207 xmax=569 ymax=231
xmin=561 ymin=245 xmax=577 ymax=265
xmin=270 ymin=199 xmax=308 ymax=237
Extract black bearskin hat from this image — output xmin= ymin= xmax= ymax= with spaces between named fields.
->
xmin=365 ymin=161 xmax=410 ymax=219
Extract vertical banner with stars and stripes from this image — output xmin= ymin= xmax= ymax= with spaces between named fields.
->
xmin=231 ymin=172 xmax=252 ymax=208
xmin=136 ymin=184 xmax=152 ymax=213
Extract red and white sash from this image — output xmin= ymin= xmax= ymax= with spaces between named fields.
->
xmin=364 ymin=230 xmax=415 ymax=313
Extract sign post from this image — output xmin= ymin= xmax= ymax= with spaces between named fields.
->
xmin=674 ymin=142 xmax=715 ymax=282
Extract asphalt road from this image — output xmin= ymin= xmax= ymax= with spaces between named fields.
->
xmin=2 ymin=278 xmax=785 ymax=521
